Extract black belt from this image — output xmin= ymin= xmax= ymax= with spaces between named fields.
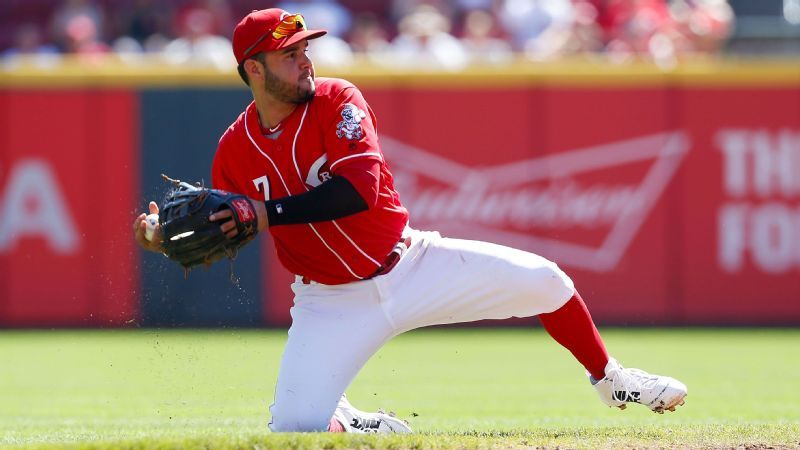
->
xmin=301 ymin=236 xmax=412 ymax=285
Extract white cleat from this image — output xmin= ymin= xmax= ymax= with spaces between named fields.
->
xmin=591 ymin=358 xmax=687 ymax=414
xmin=333 ymin=395 xmax=413 ymax=434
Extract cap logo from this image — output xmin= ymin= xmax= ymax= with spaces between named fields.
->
xmin=272 ymin=13 xmax=306 ymax=40
xmin=241 ymin=12 xmax=307 ymax=60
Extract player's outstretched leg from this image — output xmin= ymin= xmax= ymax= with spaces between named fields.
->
xmin=331 ymin=394 xmax=412 ymax=433
xmin=590 ymin=358 xmax=688 ymax=414
xmin=538 ymin=291 xmax=687 ymax=414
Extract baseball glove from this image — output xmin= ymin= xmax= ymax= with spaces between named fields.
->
xmin=158 ymin=174 xmax=259 ymax=270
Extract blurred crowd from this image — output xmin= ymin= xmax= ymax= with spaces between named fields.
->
xmin=0 ymin=0 xmax=735 ymax=70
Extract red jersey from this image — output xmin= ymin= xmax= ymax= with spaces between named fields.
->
xmin=212 ymin=77 xmax=409 ymax=284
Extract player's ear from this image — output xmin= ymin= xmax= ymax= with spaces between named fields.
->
xmin=245 ymin=57 xmax=265 ymax=81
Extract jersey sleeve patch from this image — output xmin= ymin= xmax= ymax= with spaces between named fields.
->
xmin=336 ymin=103 xmax=367 ymax=140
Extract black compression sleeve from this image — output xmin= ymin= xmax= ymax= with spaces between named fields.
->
xmin=264 ymin=176 xmax=369 ymax=226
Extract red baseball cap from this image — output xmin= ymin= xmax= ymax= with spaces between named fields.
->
xmin=232 ymin=9 xmax=327 ymax=64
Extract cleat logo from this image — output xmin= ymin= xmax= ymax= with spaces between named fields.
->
xmin=381 ymin=132 xmax=690 ymax=272
xmin=351 ymin=417 xmax=382 ymax=432
xmin=614 ymin=390 xmax=641 ymax=403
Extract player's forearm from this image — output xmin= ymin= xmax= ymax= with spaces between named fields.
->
xmin=264 ymin=176 xmax=369 ymax=226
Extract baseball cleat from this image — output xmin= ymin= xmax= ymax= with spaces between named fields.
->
xmin=590 ymin=358 xmax=687 ymax=413
xmin=333 ymin=395 xmax=413 ymax=434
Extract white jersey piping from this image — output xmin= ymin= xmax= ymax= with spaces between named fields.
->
xmin=290 ymin=104 xmax=310 ymax=185
xmin=332 ymin=221 xmax=381 ymax=267
xmin=308 ymin=223 xmax=363 ymax=279
xmin=244 ymin=107 xmax=292 ymax=195
xmin=244 ymin=105 xmax=363 ymax=279
xmin=290 ymin=104 xmax=381 ymax=270
xmin=329 ymin=152 xmax=383 ymax=172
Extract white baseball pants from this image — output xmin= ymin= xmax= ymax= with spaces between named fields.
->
xmin=268 ymin=228 xmax=575 ymax=432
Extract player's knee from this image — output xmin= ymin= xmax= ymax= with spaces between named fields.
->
xmin=539 ymin=262 xmax=576 ymax=311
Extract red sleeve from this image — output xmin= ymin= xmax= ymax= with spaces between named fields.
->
xmin=322 ymin=85 xmax=383 ymax=173
xmin=336 ymin=158 xmax=381 ymax=207
xmin=211 ymin=130 xmax=239 ymax=192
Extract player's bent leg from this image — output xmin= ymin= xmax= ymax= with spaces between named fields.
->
xmin=538 ymin=292 xmax=609 ymax=381
xmin=538 ymin=291 xmax=689 ymax=413
xmin=268 ymin=280 xmax=396 ymax=433
xmin=591 ymin=358 xmax=688 ymax=413
xmin=380 ymin=230 xmax=577 ymax=331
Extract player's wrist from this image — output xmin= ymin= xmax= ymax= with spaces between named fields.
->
xmin=253 ymin=200 xmax=269 ymax=231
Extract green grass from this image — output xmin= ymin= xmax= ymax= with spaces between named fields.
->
xmin=1 ymin=328 xmax=799 ymax=449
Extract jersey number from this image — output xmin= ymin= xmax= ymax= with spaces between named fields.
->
xmin=252 ymin=175 xmax=270 ymax=201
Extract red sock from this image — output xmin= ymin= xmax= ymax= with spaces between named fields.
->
xmin=327 ymin=417 xmax=345 ymax=433
xmin=538 ymin=292 xmax=609 ymax=380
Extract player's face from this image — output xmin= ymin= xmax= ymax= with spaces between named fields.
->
xmin=261 ymin=40 xmax=315 ymax=104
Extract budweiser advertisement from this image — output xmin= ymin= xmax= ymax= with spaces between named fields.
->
xmin=0 ymin=91 xmax=139 ymax=326
xmin=3 ymin=83 xmax=796 ymax=326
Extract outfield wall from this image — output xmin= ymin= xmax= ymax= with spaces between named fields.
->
xmin=1 ymin=60 xmax=798 ymax=327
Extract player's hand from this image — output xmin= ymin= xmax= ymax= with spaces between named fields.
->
xmin=209 ymin=198 xmax=268 ymax=238
xmin=133 ymin=201 xmax=163 ymax=252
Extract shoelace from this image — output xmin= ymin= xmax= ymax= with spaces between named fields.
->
xmin=608 ymin=366 xmax=659 ymax=401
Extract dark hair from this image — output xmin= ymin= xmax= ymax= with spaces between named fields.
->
xmin=237 ymin=52 xmax=266 ymax=86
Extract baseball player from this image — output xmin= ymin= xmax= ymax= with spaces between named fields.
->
xmin=133 ymin=8 xmax=687 ymax=433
